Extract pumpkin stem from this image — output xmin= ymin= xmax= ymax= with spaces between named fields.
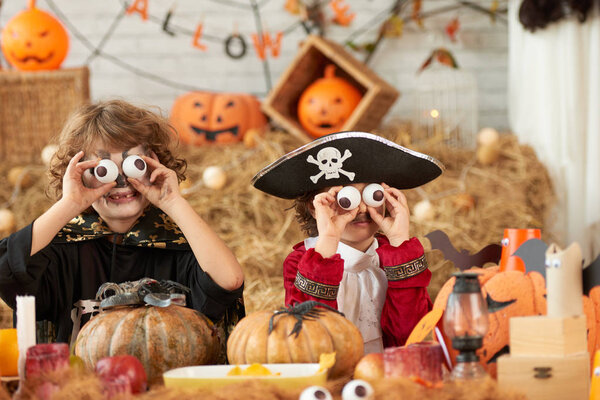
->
xmin=323 ymin=64 xmax=336 ymax=79
xmin=28 ymin=0 xmax=36 ymax=9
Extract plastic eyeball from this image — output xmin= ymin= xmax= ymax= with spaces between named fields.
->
xmin=342 ymin=379 xmax=374 ymax=400
xmin=94 ymin=159 xmax=119 ymax=183
xmin=122 ymin=155 xmax=147 ymax=179
xmin=362 ymin=183 xmax=385 ymax=207
xmin=299 ymin=386 xmax=332 ymax=400
xmin=337 ymin=186 xmax=361 ymax=210
xmin=501 ymin=238 xmax=509 ymax=247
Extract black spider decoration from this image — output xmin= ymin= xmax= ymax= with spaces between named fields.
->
xmin=268 ymin=301 xmax=345 ymax=338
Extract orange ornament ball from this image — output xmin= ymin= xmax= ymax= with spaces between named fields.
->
xmin=1 ymin=1 xmax=69 ymax=71
xmin=298 ymin=64 xmax=362 ymax=138
xmin=170 ymin=91 xmax=267 ymax=146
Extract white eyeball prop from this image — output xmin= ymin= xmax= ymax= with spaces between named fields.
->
xmin=122 ymin=155 xmax=147 ymax=179
xmin=94 ymin=159 xmax=119 ymax=183
xmin=299 ymin=386 xmax=332 ymax=400
xmin=362 ymin=184 xmax=385 ymax=207
xmin=342 ymin=379 xmax=374 ymax=400
xmin=337 ymin=186 xmax=361 ymax=210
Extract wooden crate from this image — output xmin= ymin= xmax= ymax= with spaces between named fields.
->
xmin=498 ymin=352 xmax=590 ymax=400
xmin=510 ymin=315 xmax=587 ymax=357
xmin=262 ymin=35 xmax=399 ymax=143
xmin=0 ymin=67 xmax=90 ymax=164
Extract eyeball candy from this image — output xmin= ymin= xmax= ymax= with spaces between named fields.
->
xmin=299 ymin=386 xmax=332 ymax=400
xmin=342 ymin=379 xmax=375 ymax=400
xmin=94 ymin=159 xmax=119 ymax=183
xmin=122 ymin=155 xmax=147 ymax=179
xmin=362 ymin=184 xmax=385 ymax=207
xmin=337 ymin=186 xmax=361 ymax=210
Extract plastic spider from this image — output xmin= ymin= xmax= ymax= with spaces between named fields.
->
xmin=268 ymin=301 xmax=344 ymax=338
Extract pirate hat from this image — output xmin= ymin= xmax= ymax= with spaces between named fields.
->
xmin=252 ymin=131 xmax=444 ymax=199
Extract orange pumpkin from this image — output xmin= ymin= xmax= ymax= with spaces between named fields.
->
xmin=226 ymin=302 xmax=364 ymax=378
xmin=297 ymin=64 xmax=363 ymax=138
xmin=74 ymin=305 xmax=220 ymax=384
xmin=170 ymin=91 xmax=267 ymax=146
xmin=0 ymin=0 xmax=69 ymax=71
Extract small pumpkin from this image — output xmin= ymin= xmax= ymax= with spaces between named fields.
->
xmin=297 ymin=64 xmax=363 ymax=138
xmin=226 ymin=301 xmax=364 ymax=378
xmin=170 ymin=91 xmax=267 ymax=146
xmin=74 ymin=305 xmax=220 ymax=384
xmin=0 ymin=0 xmax=69 ymax=71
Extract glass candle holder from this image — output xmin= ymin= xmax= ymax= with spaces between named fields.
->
xmin=443 ymin=272 xmax=489 ymax=381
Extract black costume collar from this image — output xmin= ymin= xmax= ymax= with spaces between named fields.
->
xmin=53 ymin=206 xmax=190 ymax=250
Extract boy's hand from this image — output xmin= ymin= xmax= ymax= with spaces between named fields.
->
xmin=128 ymin=155 xmax=182 ymax=212
xmin=313 ymin=186 xmax=359 ymax=241
xmin=62 ymin=151 xmax=116 ymax=213
xmin=368 ymin=183 xmax=410 ymax=247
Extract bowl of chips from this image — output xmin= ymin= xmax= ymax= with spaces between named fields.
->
xmin=163 ymin=362 xmax=328 ymax=390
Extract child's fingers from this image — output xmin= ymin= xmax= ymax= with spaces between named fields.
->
xmin=66 ymin=151 xmax=85 ymax=173
xmin=367 ymin=206 xmax=384 ymax=225
xmin=74 ymin=158 xmax=100 ymax=175
xmin=127 ymin=178 xmax=148 ymax=195
xmin=93 ymin=181 xmax=117 ymax=197
xmin=142 ymin=155 xmax=164 ymax=169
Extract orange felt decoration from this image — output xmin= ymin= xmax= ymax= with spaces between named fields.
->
xmin=0 ymin=0 xmax=69 ymax=71
xmin=297 ymin=64 xmax=362 ymax=138
xmin=170 ymin=91 xmax=267 ymax=146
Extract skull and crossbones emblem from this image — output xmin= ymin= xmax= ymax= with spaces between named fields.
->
xmin=306 ymin=147 xmax=356 ymax=183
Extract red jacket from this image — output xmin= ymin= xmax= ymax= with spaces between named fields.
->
xmin=283 ymin=236 xmax=432 ymax=347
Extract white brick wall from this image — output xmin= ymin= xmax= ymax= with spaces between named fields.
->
xmin=0 ymin=0 xmax=509 ymax=129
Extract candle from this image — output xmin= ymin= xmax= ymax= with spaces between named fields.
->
xmin=16 ymin=295 xmax=36 ymax=380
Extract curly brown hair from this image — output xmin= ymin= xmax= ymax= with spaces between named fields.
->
xmin=293 ymin=190 xmax=319 ymax=237
xmin=48 ymin=99 xmax=187 ymax=200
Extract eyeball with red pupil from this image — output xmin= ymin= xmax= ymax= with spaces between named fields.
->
xmin=362 ymin=183 xmax=385 ymax=207
xmin=342 ymin=379 xmax=374 ymax=400
xmin=94 ymin=159 xmax=119 ymax=183
xmin=122 ymin=155 xmax=147 ymax=179
xmin=299 ymin=386 xmax=332 ymax=400
xmin=337 ymin=186 xmax=361 ymax=210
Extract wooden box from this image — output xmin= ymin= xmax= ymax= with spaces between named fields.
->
xmin=510 ymin=315 xmax=587 ymax=357
xmin=0 ymin=67 xmax=90 ymax=164
xmin=262 ymin=35 xmax=399 ymax=143
xmin=497 ymin=352 xmax=590 ymax=400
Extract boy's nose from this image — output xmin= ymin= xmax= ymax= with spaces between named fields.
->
xmin=357 ymin=200 xmax=367 ymax=213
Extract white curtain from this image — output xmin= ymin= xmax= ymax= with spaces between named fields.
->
xmin=508 ymin=0 xmax=600 ymax=263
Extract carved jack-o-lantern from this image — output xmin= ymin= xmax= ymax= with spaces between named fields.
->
xmin=297 ymin=65 xmax=362 ymax=138
xmin=0 ymin=0 xmax=69 ymax=71
xmin=170 ymin=91 xmax=267 ymax=146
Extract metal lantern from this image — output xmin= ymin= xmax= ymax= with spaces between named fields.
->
xmin=411 ymin=62 xmax=478 ymax=148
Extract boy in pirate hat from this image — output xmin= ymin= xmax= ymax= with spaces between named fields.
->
xmin=252 ymin=131 xmax=443 ymax=353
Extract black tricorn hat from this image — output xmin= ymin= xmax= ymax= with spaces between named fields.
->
xmin=252 ymin=131 xmax=444 ymax=199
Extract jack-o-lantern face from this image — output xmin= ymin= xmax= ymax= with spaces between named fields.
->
xmin=170 ymin=91 xmax=267 ymax=146
xmin=297 ymin=64 xmax=362 ymax=139
xmin=0 ymin=1 xmax=69 ymax=71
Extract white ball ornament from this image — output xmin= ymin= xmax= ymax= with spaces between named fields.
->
xmin=41 ymin=144 xmax=58 ymax=166
xmin=94 ymin=159 xmax=119 ymax=183
xmin=342 ymin=379 xmax=375 ymax=400
xmin=337 ymin=186 xmax=361 ymax=210
xmin=362 ymin=183 xmax=385 ymax=207
xmin=122 ymin=155 xmax=147 ymax=179
xmin=299 ymin=386 xmax=332 ymax=400
xmin=413 ymin=200 xmax=435 ymax=222
xmin=477 ymin=127 xmax=499 ymax=146
xmin=202 ymin=166 xmax=227 ymax=190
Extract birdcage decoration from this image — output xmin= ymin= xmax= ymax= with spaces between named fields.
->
xmin=411 ymin=56 xmax=478 ymax=149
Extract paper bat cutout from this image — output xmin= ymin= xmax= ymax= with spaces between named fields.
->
xmin=512 ymin=238 xmax=548 ymax=276
xmin=425 ymin=230 xmax=502 ymax=271
xmin=583 ymin=254 xmax=600 ymax=295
